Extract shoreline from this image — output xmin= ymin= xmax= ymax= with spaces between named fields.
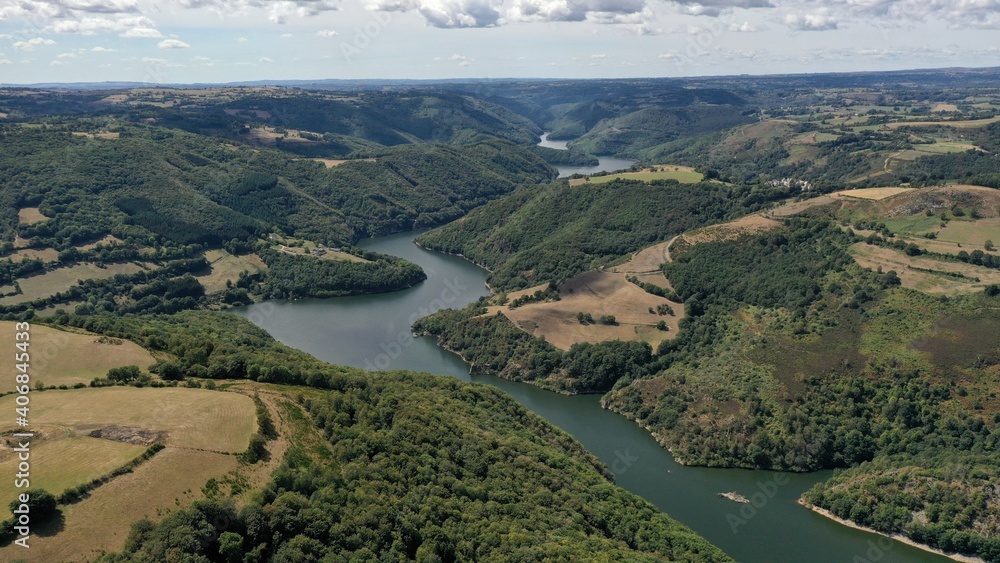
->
xmin=798 ymin=500 xmax=986 ymax=563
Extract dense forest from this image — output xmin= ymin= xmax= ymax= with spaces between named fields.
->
xmin=25 ymin=311 xmax=731 ymax=562
xmin=416 ymin=179 xmax=802 ymax=290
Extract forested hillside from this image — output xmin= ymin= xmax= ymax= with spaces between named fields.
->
xmin=28 ymin=311 xmax=732 ymax=562
xmin=416 ymin=179 xmax=801 ymax=290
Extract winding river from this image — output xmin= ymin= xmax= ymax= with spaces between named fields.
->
xmin=234 ymin=229 xmax=947 ymax=563
xmin=538 ymin=132 xmax=637 ymax=178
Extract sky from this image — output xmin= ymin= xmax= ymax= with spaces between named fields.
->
xmin=0 ymin=0 xmax=998 ymax=84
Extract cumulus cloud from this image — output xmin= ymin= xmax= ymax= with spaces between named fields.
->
xmin=785 ymin=11 xmax=838 ymax=30
xmin=158 ymin=39 xmax=190 ymax=49
xmin=91 ymin=46 xmax=117 ymax=51
xmin=371 ymin=0 xmax=503 ymax=27
xmin=122 ymin=27 xmax=163 ymax=37
xmin=259 ymin=56 xmax=273 ymax=62
xmin=13 ymin=37 xmax=56 ymax=51
xmin=316 ymin=29 xmax=338 ymax=37
xmin=507 ymin=0 xmax=645 ymax=23
xmin=0 ymin=59 xmax=11 ymax=64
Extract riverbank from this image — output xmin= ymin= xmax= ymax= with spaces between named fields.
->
xmin=799 ymin=500 xmax=985 ymax=563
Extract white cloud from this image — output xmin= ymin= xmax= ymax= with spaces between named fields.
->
xmin=91 ymin=46 xmax=117 ymax=51
xmin=591 ymin=53 xmax=607 ymax=59
xmin=49 ymin=14 xmax=158 ymax=35
xmin=236 ymin=36 xmax=249 ymax=42
xmin=316 ymin=29 xmax=338 ymax=37
xmin=122 ymin=27 xmax=164 ymax=37
xmin=158 ymin=39 xmax=190 ymax=49
xmin=785 ymin=11 xmax=838 ymax=31
xmin=728 ymin=21 xmax=758 ymax=32
xmin=58 ymin=0 xmax=140 ymax=13
xmin=280 ymin=32 xmax=294 ymax=37
xmin=57 ymin=52 xmax=78 ymax=58
xmin=371 ymin=0 xmax=504 ymax=27
xmin=259 ymin=56 xmax=273 ymax=62
xmin=0 ymin=59 xmax=11 ymax=65
xmin=13 ymin=38 xmax=56 ymax=51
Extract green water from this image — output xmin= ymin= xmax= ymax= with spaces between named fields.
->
xmin=233 ymin=230 xmax=947 ymax=563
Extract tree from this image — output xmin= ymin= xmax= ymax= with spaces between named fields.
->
xmin=985 ymin=239 xmax=995 ymax=251
xmin=9 ymin=489 xmax=58 ymax=523
xmin=107 ymin=365 xmax=142 ymax=383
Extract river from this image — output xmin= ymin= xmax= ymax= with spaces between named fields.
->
xmin=538 ymin=132 xmax=637 ymax=178
xmin=233 ymin=229 xmax=946 ymax=563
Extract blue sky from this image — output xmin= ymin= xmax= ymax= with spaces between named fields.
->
xmin=1 ymin=0 xmax=999 ymax=84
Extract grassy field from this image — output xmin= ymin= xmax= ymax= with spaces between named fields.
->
xmin=568 ymin=166 xmax=703 ymax=186
xmin=851 ymin=243 xmax=1000 ymax=294
xmin=269 ymin=235 xmax=369 ymax=263
xmin=886 ymin=115 xmax=1000 ymax=129
xmin=933 ymin=217 xmax=1000 ymax=248
xmin=0 ymin=447 xmax=239 ymax=562
xmin=17 ymin=207 xmax=48 ymax=225
xmin=0 ymin=262 xmax=150 ymax=305
xmin=679 ymin=215 xmax=782 ymax=246
xmin=488 ymin=270 xmax=684 ymax=351
xmin=310 ymin=157 xmax=376 ymax=168
xmin=0 ymin=433 xmax=144 ymax=508
xmin=831 ymin=187 xmax=914 ymax=201
xmin=9 ymin=247 xmax=59 ymax=262
xmin=0 ymin=387 xmax=256 ymax=453
xmin=0 ymin=322 xmax=155 ymax=387
xmin=197 ymin=249 xmax=268 ymax=294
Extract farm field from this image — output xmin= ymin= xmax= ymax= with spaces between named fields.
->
xmin=0 ymin=262 xmax=150 ymax=305
xmin=197 ymin=249 xmax=268 ymax=294
xmin=568 ymin=166 xmax=703 ymax=186
xmin=0 ymin=447 xmax=239 ymax=562
xmin=488 ymin=270 xmax=684 ymax=351
xmin=831 ymin=187 xmax=914 ymax=200
xmin=886 ymin=115 xmax=1000 ymax=129
xmin=0 ymin=387 xmax=257 ymax=453
xmin=851 ymin=243 xmax=1000 ymax=294
xmin=0 ymin=322 xmax=155 ymax=387
xmin=0 ymin=433 xmax=144 ymax=508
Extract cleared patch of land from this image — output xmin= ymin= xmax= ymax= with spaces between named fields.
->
xmin=679 ymin=215 xmax=782 ymax=246
xmin=270 ymin=235 xmax=369 ymax=263
xmin=0 ymin=322 xmax=156 ymax=387
xmin=0 ymin=262 xmax=150 ymax=305
xmin=197 ymin=249 xmax=267 ymax=294
xmin=0 ymin=387 xmax=256 ymax=453
xmin=766 ymin=195 xmax=839 ymax=217
xmin=568 ymin=166 xmax=703 ymax=186
xmin=18 ymin=207 xmax=48 ymax=225
xmin=0 ymin=447 xmax=238 ymax=562
xmin=9 ymin=247 xmax=60 ymax=262
xmin=851 ymin=243 xmax=1000 ymax=294
xmin=77 ymin=235 xmax=123 ymax=251
xmin=831 ymin=187 xmax=914 ymax=200
xmin=311 ymin=157 xmax=376 ymax=168
xmin=932 ymin=218 xmax=1000 ymax=249
xmin=0 ymin=432 xmax=144 ymax=508
xmin=489 ymin=270 xmax=684 ymax=351
xmin=886 ymin=116 xmax=1000 ymax=129
xmin=70 ymin=132 xmax=120 ymax=140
